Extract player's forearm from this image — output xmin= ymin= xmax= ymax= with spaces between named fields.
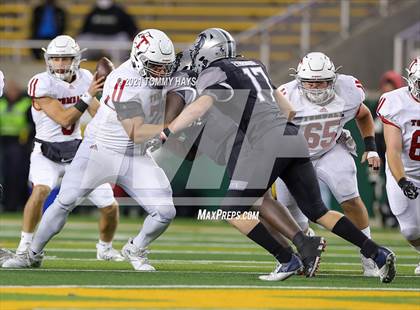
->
xmin=168 ymin=95 xmax=213 ymax=133
xmin=132 ymin=124 xmax=164 ymax=144
xmin=355 ymin=106 xmax=375 ymax=138
xmin=57 ymin=108 xmax=83 ymax=128
xmin=87 ymin=98 xmax=100 ymax=117
xmin=386 ymin=150 xmax=406 ymax=182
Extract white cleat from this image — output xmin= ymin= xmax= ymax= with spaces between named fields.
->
xmin=96 ymin=243 xmax=124 ymax=262
xmin=0 ymin=248 xmax=15 ymax=266
xmin=306 ymin=227 xmax=316 ymax=237
xmin=415 ymin=262 xmax=420 ymax=275
xmin=2 ymin=250 xmax=44 ymax=268
xmin=259 ymin=254 xmax=303 ymax=281
xmin=361 ymin=255 xmax=379 ymax=277
xmin=121 ymin=239 xmax=155 ymax=271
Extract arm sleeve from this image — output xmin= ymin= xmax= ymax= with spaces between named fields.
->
xmin=114 ymin=100 xmax=145 ymax=120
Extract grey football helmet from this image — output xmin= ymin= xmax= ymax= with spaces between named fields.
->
xmin=191 ymin=28 xmax=236 ymax=73
xmin=174 ymin=49 xmax=193 ymax=72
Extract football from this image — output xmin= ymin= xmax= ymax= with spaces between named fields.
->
xmin=95 ymin=57 xmax=114 ymax=81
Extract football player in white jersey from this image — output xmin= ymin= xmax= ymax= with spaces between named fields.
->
xmin=6 ymin=30 xmax=177 ymax=271
xmin=377 ymin=57 xmax=420 ymax=275
xmin=1 ymin=35 xmax=122 ymax=267
xmin=273 ymin=52 xmax=381 ymax=276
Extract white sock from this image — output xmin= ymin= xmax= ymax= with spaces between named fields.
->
xmin=98 ymin=240 xmax=112 ymax=247
xmin=361 ymin=226 xmax=371 ymax=239
xmin=17 ymin=231 xmax=33 ymax=252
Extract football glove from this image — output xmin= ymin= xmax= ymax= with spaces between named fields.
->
xmin=398 ymin=177 xmax=419 ymax=200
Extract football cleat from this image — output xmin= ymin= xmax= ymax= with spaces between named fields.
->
xmin=414 ymin=262 xmax=420 ymax=275
xmin=259 ymin=254 xmax=303 ymax=281
xmin=121 ymin=238 xmax=155 ymax=271
xmin=297 ymin=236 xmax=326 ymax=277
xmin=2 ymin=250 xmax=44 ymax=269
xmin=0 ymin=248 xmax=15 ymax=265
xmin=96 ymin=243 xmax=124 ymax=262
xmin=306 ymin=227 xmax=316 ymax=237
xmin=372 ymin=247 xmax=396 ymax=283
xmin=361 ymin=254 xmax=379 ymax=277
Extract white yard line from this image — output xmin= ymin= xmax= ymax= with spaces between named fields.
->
xmin=38 ymin=248 xmax=418 ymax=259
xmin=0 ymin=256 xmax=416 ymax=267
xmin=1 ymin=268 xmax=418 ymax=279
xmin=1 ymin=284 xmax=419 ymax=291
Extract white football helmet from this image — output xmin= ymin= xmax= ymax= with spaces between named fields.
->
xmin=43 ymin=35 xmax=83 ymax=81
xmin=405 ymin=57 xmax=420 ymax=100
xmin=130 ymin=29 xmax=175 ymax=78
xmin=295 ymin=52 xmax=337 ymax=105
xmin=191 ymin=28 xmax=236 ymax=73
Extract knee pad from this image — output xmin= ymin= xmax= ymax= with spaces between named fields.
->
xmin=401 ymin=225 xmax=420 ymax=241
xmin=154 ymin=204 xmax=176 ymax=223
xmin=56 ymin=196 xmax=77 ymax=213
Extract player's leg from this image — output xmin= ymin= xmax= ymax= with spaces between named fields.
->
xmin=16 ymin=151 xmax=62 ymax=255
xmin=315 ymin=145 xmax=376 ymax=276
xmin=224 ymin=130 xmax=324 ymax=279
xmin=2 ymin=140 xmax=116 ymax=268
xmin=282 ymin=157 xmax=396 ymax=283
xmin=386 ymin=166 xmax=420 ymax=275
xmin=275 ymin=178 xmax=310 ymax=233
xmin=228 ymin=214 xmax=303 ymax=281
xmin=119 ymin=155 xmax=176 ymax=271
xmin=88 ymin=183 xmax=123 ymax=261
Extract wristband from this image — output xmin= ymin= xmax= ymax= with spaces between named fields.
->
xmin=80 ymin=92 xmax=93 ymax=105
xmin=363 ymin=136 xmax=377 ymax=152
xmin=162 ymin=127 xmax=172 ymax=140
xmin=74 ymin=99 xmax=89 ymax=113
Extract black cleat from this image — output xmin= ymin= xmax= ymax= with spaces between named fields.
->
xmin=296 ymin=236 xmax=326 ymax=277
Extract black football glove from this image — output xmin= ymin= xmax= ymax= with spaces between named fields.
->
xmin=398 ymin=177 xmax=419 ymax=200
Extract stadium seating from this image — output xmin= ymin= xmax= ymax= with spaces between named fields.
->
xmin=0 ymin=0 xmax=383 ymax=65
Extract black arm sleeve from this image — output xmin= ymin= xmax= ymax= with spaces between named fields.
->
xmin=114 ymin=100 xmax=145 ymax=121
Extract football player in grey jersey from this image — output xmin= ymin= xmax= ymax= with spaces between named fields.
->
xmin=160 ymin=28 xmax=396 ymax=283
xmin=158 ymin=50 xmax=327 ymax=281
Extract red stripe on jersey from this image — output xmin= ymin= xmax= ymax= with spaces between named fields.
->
xmin=29 ymin=78 xmax=35 ymax=97
xmin=32 ymin=79 xmax=39 ymax=97
xmin=104 ymin=95 xmax=116 ymax=111
xmin=376 ymin=97 xmax=386 ymax=115
xmin=116 ymin=79 xmax=127 ymax=102
xmin=380 ymin=116 xmax=400 ymax=129
xmin=112 ymin=79 xmax=121 ymax=102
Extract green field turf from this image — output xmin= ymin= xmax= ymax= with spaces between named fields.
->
xmin=1 ymin=213 xmax=419 ymax=309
